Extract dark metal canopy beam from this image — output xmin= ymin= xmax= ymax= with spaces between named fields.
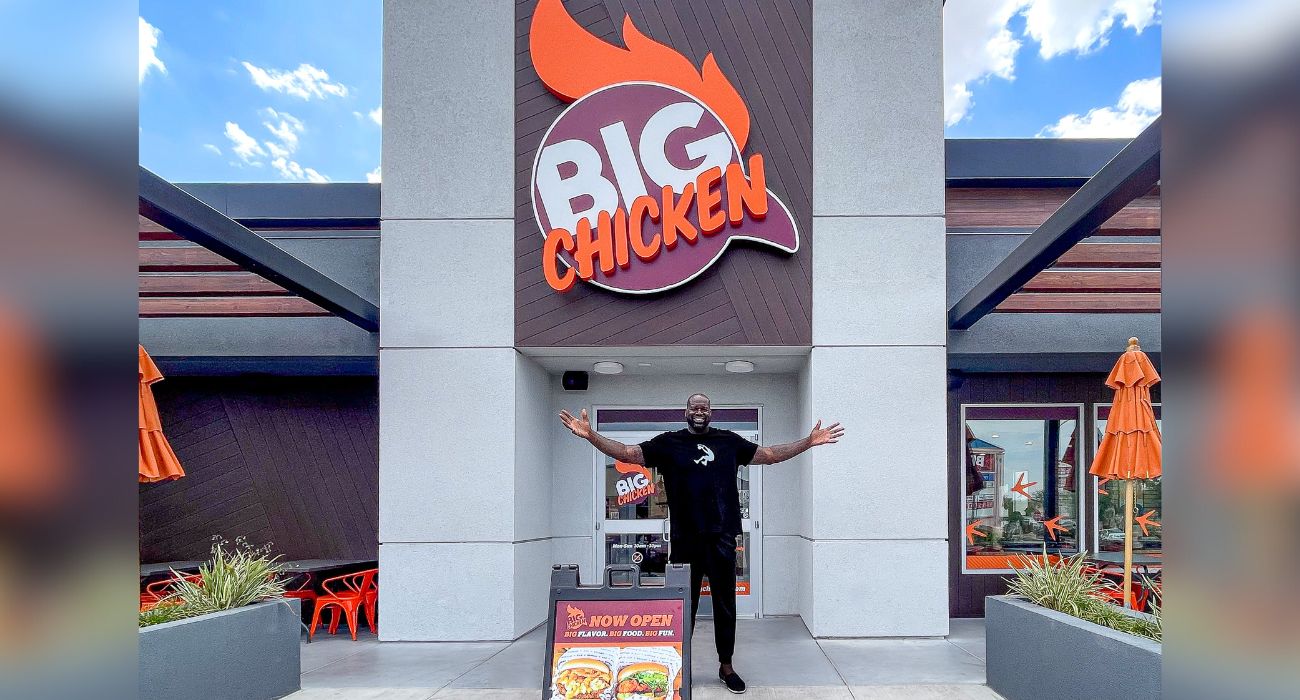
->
xmin=139 ymin=166 xmax=380 ymax=332
xmin=947 ymin=117 xmax=1161 ymax=330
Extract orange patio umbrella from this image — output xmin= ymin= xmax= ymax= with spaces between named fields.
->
xmin=139 ymin=345 xmax=184 ymax=482
xmin=1089 ymin=337 xmax=1162 ymax=607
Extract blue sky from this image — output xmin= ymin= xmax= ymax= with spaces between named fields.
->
xmin=138 ymin=1 xmax=1160 ymax=183
xmin=139 ymin=1 xmax=380 ymax=184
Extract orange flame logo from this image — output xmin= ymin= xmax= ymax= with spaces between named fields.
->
xmin=529 ymin=0 xmax=752 ymax=149
xmin=566 ymin=604 xmax=586 ymax=629
xmin=613 ymin=460 xmax=652 ymax=480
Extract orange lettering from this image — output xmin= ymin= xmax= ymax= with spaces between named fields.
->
xmin=661 ymin=183 xmax=697 ymax=249
xmin=727 ymin=153 xmax=768 ymax=224
xmin=696 ymin=166 xmax=724 ymax=234
xmin=629 ymin=195 xmax=662 ymax=262
xmin=613 ymin=208 xmax=631 ymax=269
xmin=573 ymin=216 xmax=614 ymax=279
xmin=542 ymin=228 xmax=577 ymax=292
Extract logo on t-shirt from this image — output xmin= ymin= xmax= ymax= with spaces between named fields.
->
xmin=694 ymin=444 xmax=715 ymax=466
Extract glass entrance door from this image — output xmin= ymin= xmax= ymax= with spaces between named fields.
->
xmin=592 ymin=408 xmax=762 ymax=618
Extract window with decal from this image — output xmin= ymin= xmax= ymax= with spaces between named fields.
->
xmin=961 ymin=405 xmax=1084 ymax=574
xmin=1094 ymin=404 xmax=1162 ymax=554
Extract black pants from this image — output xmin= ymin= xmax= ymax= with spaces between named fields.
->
xmin=671 ymin=533 xmax=737 ymax=664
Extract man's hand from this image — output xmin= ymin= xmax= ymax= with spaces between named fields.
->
xmin=808 ymin=420 xmax=844 ymax=447
xmin=559 ymin=408 xmax=592 ymax=440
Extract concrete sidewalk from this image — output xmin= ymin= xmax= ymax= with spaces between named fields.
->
xmin=287 ymin=617 xmax=1000 ymax=699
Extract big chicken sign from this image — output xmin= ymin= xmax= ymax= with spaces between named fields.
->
xmin=529 ymin=0 xmax=799 ymax=295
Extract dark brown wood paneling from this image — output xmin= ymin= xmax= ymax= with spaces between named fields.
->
xmin=948 ymin=374 xmax=1162 ymax=617
xmin=515 ymin=0 xmax=812 ymax=347
xmin=139 ymin=377 xmax=378 ymax=563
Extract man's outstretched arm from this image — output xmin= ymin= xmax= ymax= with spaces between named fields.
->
xmin=559 ymin=408 xmax=645 ymax=464
xmin=751 ymin=420 xmax=844 ymax=465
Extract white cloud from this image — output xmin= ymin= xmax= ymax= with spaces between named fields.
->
xmin=224 ymin=122 xmax=266 ymax=164
xmin=943 ymin=0 xmax=1025 ymax=126
xmin=241 ymin=61 xmax=348 ymax=100
xmin=272 ymin=157 xmax=329 ymax=183
xmin=203 ymin=144 xmax=221 ymax=156
xmin=369 ymin=106 xmax=382 ymax=126
xmin=139 ymin=17 xmax=166 ymax=83
xmin=1039 ymin=76 xmax=1160 ymax=137
xmin=261 ymin=108 xmax=305 ymax=152
xmin=264 ymin=141 xmax=291 ymax=159
xmin=1023 ymin=0 xmax=1160 ymax=58
xmin=366 ymin=165 xmax=381 ymax=183
xmin=943 ymin=0 xmax=1161 ymax=125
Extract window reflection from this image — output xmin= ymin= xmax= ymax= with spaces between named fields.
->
xmin=963 ymin=406 xmax=1082 ymax=573
xmin=1095 ymin=404 xmax=1163 ymax=554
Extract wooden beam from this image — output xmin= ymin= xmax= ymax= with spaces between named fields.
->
xmin=1022 ymin=271 xmax=1160 ymax=293
xmin=139 ymin=247 xmax=242 ymax=272
xmin=996 ymin=293 xmax=1161 ymax=313
xmin=140 ymin=297 xmax=330 ymax=317
xmin=948 ymin=117 xmax=1162 ymax=330
xmin=1054 ymin=243 xmax=1160 ymax=268
xmin=946 ymin=188 xmax=1161 ymax=235
xmin=139 ymin=273 xmax=289 ymax=297
xmin=139 ymin=167 xmax=379 ymax=331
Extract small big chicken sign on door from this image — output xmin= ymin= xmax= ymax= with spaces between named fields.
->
xmin=528 ymin=0 xmax=799 ymax=295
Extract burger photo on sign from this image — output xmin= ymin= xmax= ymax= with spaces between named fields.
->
xmin=614 ymin=661 xmax=670 ymax=700
xmin=552 ymin=657 xmax=613 ymax=700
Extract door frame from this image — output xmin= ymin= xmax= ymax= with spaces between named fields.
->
xmin=591 ymin=405 xmax=764 ymax=618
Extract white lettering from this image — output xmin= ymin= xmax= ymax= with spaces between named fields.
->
xmin=638 ymin=102 xmax=732 ymax=192
xmin=536 ymin=138 xmax=619 ymax=234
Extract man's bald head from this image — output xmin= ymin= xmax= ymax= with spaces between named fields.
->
xmin=685 ymin=393 xmax=711 ymax=433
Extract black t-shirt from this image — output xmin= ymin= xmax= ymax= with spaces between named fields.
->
xmin=638 ymin=428 xmax=759 ymax=539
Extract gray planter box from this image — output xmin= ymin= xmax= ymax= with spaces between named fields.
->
xmin=986 ymin=595 xmax=1160 ymax=700
xmin=140 ymin=598 xmax=301 ymax=700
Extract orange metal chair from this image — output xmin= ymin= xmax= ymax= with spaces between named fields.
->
xmin=309 ymin=568 xmax=377 ymax=641
xmin=363 ymin=578 xmax=378 ymax=634
xmin=140 ymin=573 xmax=201 ymax=611
xmin=280 ymin=572 xmax=318 ymax=607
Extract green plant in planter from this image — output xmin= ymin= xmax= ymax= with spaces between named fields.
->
xmin=139 ymin=601 xmax=198 ymax=627
xmin=168 ymin=537 xmax=287 ymax=617
xmin=1005 ymin=550 xmax=1162 ymax=643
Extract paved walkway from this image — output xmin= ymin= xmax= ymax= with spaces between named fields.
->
xmin=288 ymin=618 xmax=1001 ymax=699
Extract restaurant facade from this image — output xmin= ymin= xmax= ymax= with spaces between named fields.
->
xmin=139 ymin=0 xmax=1160 ymax=642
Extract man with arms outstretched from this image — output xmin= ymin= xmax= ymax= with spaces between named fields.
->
xmin=559 ymin=393 xmax=844 ymax=695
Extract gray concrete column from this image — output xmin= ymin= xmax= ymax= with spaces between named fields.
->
xmin=378 ymin=0 xmax=550 ymax=641
xmin=804 ymin=0 xmax=948 ymax=637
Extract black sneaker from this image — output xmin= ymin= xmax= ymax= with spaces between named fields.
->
xmin=719 ymin=668 xmax=746 ymax=694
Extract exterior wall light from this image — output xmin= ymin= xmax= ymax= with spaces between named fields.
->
xmin=724 ymin=360 xmax=754 ymax=373
xmin=592 ymin=361 xmax=624 ymax=375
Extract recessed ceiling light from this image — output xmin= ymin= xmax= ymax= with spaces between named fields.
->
xmin=712 ymin=362 xmax=725 ymax=366
xmin=990 ymin=434 xmax=999 ymax=438
xmin=637 ymin=362 xmax=653 ymax=367
xmin=724 ymin=360 xmax=754 ymax=373
xmin=593 ymin=361 xmax=624 ymax=375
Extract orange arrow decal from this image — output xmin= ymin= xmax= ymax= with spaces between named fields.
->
xmin=1042 ymin=516 xmax=1067 ymax=541
xmin=1011 ymin=473 xmax=1039 ymax=500
xmin=965 ymin=519 xmax=987 ymax=546
xmin=1097 ymin=477 xmax=1111 ymax=495
xmin=1135 ymin=510 xmax=1161 ymax=536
